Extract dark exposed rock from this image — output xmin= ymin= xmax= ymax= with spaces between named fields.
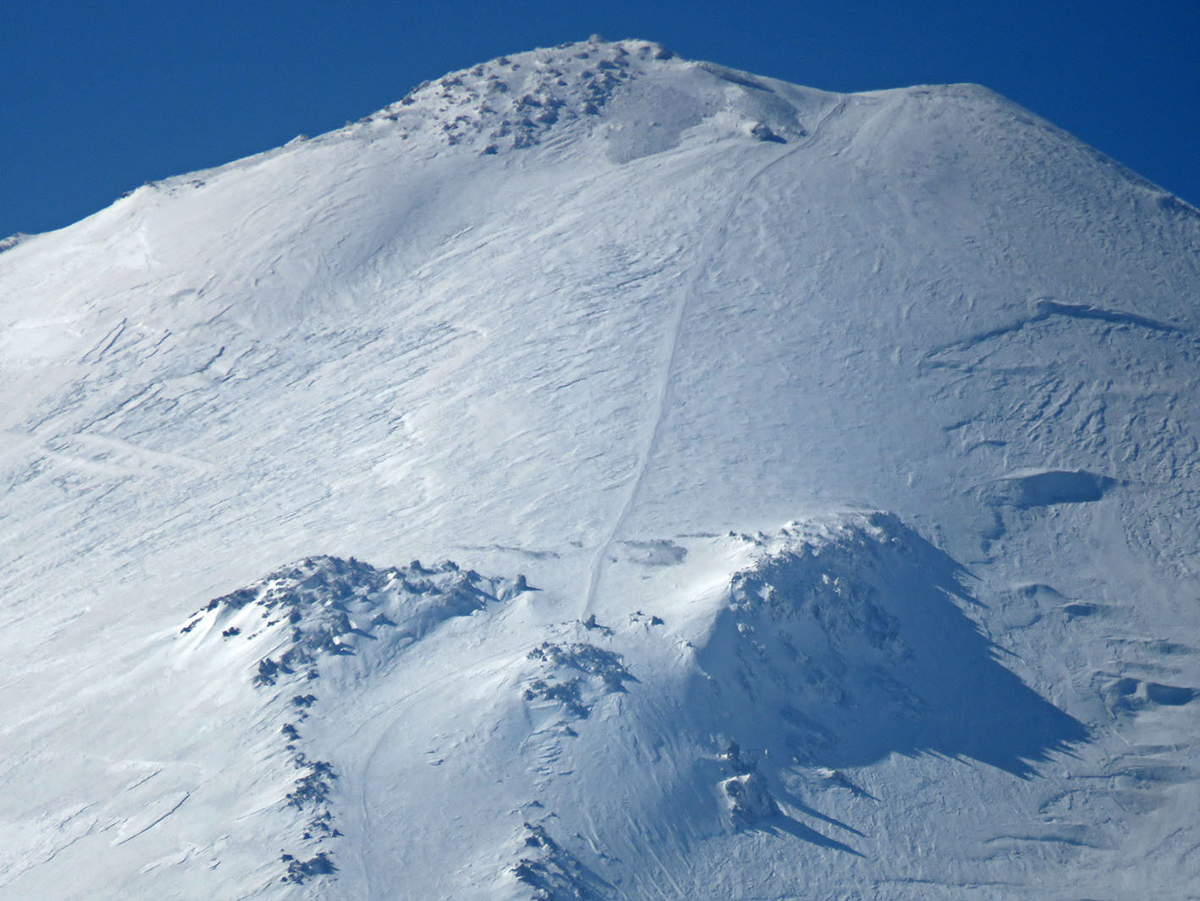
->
xmin=281 ymin=851 xmax=336 ymax=884
xmin=186 ymin=554 xmax=521 ymax=891
xmin=511 ymin=822 xmax=609 ymax=900
xmin=522 ymin=641 xmax=636 ymax=720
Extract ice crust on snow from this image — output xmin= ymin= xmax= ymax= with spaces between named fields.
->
xmin=2 ymin=35 xmax=1200 ymax=901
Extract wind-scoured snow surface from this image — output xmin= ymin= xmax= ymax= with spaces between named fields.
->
xmin=2 ymin=36 xmax=1199 ymax=899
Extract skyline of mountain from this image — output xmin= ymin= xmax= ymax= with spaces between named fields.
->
xmin=4 ymin=7 xmax=1198 ymax=237
xmin=2 ymin=38 xmax=1198 ymax=899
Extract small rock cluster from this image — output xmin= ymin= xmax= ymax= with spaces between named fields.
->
xmin=184 ymin=554 xmax=522 ymax=887
xmin=522 ymin=641 xmax=636 ymax=719
xmin=366 ymin=38 xmax=674 ymax=154
xmin=511 ymin=822 xmax=606 ymax=900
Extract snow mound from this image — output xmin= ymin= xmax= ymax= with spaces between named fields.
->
xmin=694 ymin=514 xmax=1088 ymax=778
xmin=720 ymin=770 xmax=780 ymax=827
xmin=174 ymin=554 xmax=524 ymax=889
xmin=1097 ymin=674 xmax=1198 ymax=715
xmin=182 ymin=554 xmax=523 ymax=679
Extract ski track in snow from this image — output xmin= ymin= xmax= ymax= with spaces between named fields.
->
xmin=581 ymin=97 xmax=849 ymax=616
xmin=349 ymin=642 xmax=524 ymax=900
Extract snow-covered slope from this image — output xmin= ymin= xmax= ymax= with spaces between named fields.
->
xmin=2 ymin=37 xmax=1199 ymax=899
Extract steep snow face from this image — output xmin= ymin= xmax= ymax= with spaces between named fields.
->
xmin=2 ymin=37 xmax=1200 ymax=899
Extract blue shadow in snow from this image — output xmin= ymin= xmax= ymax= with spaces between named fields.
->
xmin=694 ymin=512 xmax=1089 ymax=780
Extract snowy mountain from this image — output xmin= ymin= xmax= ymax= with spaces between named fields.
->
xmin=2 ymin=36 xmax=1199 ymax=899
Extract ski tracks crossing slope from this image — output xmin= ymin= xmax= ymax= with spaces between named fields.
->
xmin=580 ymin=97 xmax=849 ymax=616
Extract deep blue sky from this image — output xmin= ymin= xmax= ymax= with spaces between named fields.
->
xmin=3 ymin=1 xmax=1197 ymax=237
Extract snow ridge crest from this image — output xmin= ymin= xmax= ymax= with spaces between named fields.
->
xmin=365 ymin=37 xmax=674 ymax=154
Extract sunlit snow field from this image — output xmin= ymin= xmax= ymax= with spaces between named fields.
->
xmin=1 ymin=38 xmax=1198 ymax=899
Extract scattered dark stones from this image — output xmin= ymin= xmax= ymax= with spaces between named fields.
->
xmin=522 ymin=641 xmax=636 ymax=720
xmin=628 ymin=610 xmax=666 ymax=627
xmin=185 ymin=556 xmax=522 ymax=889
xmin=286 ymin=757 xmax=336 ymax=810
xmin=254 ymin=656 xmax=287 ymax=687
xmin=721 ymin=739 xmax=753 ymax=775
xmin=1100 ymin=675 xmax=1198 ymax=714
xmin=370 ymin=39 xmax=662 ymax=155
xmin=281 ymin=851 xmax=336 ymax=884
xmin=511 ymin=822 xmax=609 ymax=900
xmin=306 ymin=809 xmax=341 ymax=839
xmin=194 ymin=556 xmax=515 ymax=694
xmin=524 ymin=678 xmax=588 ymax=718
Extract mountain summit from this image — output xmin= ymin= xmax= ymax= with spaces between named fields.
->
xmin=1 ymin=38 xmax=1198 ymax=899
xmin=368 ymin=36 xmax=814 ymax=156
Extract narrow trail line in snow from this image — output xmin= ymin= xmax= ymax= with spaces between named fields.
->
xmin=580 ymin=98 xmax=849 ymax=616
xmin=349 ymin=644 xmax=525 ymax=900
